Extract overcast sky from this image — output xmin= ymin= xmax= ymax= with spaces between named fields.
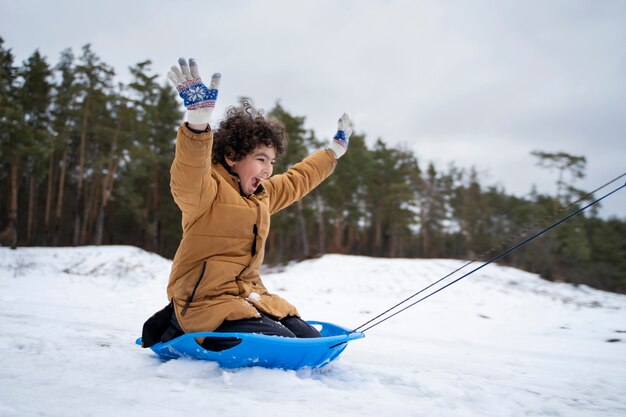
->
xmin=2 ymin=0 xmax=625 ymax=218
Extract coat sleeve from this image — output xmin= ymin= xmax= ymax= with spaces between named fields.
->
xmin=264 ymin=149 xmax=337 ymax=215
xmin=169 ymin=123 xmax=218 ymax=225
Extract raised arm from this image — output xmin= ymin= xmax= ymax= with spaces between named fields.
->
xmin=168 ymin=58 xmax=221 ymax=129
xmin=168 ymin=58 xmax=221 ymax=223
xmin=266 ymin=113 xmax=352 ymax=214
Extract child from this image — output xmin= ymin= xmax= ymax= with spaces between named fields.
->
xmin=142 ymin=58 xmax=351 ymax=348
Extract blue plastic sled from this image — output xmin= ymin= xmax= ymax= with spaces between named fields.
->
xmin=136 ymin=321 xmax=364 ymax=370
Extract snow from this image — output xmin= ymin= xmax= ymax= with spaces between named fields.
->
xmin=247 ymin=292 xmax=261 ymax=302
xmin=1 ymin=246 xmax=625 ymax=417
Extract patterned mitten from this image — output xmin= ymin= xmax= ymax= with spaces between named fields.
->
xmin=167 ymin=58 xmax=221 ymax=125
xmin=328 ymin=113 xmax=352 ymax=159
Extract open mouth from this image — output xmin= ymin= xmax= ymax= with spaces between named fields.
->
xmin=251 ymin=177 xmax=261 ymax=189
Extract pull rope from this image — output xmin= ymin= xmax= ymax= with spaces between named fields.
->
xmin=350 ymin=173 xmax=626 ymax=334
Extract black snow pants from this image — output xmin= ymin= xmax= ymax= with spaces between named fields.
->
xmin=166 ymin=311 xmax=321 ymax=351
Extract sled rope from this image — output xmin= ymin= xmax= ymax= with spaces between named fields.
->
xmin=351 ymin=172 xmax=626 ymax=334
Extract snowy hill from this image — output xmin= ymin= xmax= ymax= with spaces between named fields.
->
xmin=1 ymin=246 xmax=625 ymax=417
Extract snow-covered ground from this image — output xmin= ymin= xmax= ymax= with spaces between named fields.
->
xmin=1 ymin=246 xmax=625 ymax=417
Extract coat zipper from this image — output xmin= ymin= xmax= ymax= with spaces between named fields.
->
xmin=181 ymin=261 xmax=207 ymax=316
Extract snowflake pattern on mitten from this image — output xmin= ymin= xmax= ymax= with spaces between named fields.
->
xmin=333 ymin=130 xmax=349 ymax=149
xmin=177 ymin=78 xmax=218 ymax=109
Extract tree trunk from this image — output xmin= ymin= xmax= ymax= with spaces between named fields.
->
xmin=315 ymin=191 xmax=325 ymax=255
xmin=373 ymin=215 xmax=383 ymax=256
xmin=80 ymin=165 xmax=99 ymax=245
xmin=296 ymin=200 xmax=309 ymax=258
xmin=53 ymin=149 xmax=68 ymax=246
xmin=43 ymin=151 xmax=55 ymax=245
xmin=150 ymin=166 xmax=159 ymax=251
xmin=142 ymin=179 xmax=151 ymax=249
xmin=420 ymin=198 xmax=430 ymax=257
xmin=94 ymin=157 xmax=120 ymax=246
xmin=0 ymin=156 xmax=20 ymax=249
xmin=331 ymin=213 xmax=343 ymax=253
xmin=95 ymin=117 xmax=122 ymax=245
xmin=94 ymin=205 xmax=106 ymax=247
xmin=389 ymin=224 xmax=398 ymax=257
xmin=73 ymin=103 xmax=89 ymax=246
xmin=347 ymin=222 xmax=357 ymax=254
xmin=73 ymin=175 xmax=83 ymax=245
xmin=26 ymin=175 xmax=37 ymax=244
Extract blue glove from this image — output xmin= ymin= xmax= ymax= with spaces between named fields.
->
xmin=328 ymin=113 xmax=352 ymax=158
xmin=167 ymin=58 xmax=221 ymax=125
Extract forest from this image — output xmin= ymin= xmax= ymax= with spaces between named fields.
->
xmin=1 ymin=38 xmax=625 ymax=293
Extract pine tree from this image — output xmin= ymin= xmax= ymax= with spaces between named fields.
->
xmin=319 ymin=132 xmax=372 ymax=255
xmin=366 ymin=141 xmax=419 ymax=257
xmin=149 ymin=82 xmax=183 ymax=255
xmin=267 ymin=101 xmax=312 ymax=260
xmin=72 ymin=44 xmax=114 ymax=245
xmin=531 ymin=150 xmax=587 ymax=208
xmin=0 ymin=37 xmax=21 ymax=247
xmin=17 ymin=50 xmax=54 ymax=244
xmin=93 ymin=84 xmax=134 ymax=245
xmin=50 ymin=48 xmax=79 ymax=245
xmin=118 ymin=61 xmax=181 ymax=253
xmin=418 ymin=163 xmax=450 ymax=257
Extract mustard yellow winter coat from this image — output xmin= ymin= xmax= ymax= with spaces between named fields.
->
xmin=167 ymin=124 xmax=337 ymax=333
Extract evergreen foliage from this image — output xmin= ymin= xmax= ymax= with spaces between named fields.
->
xmin=1 ymin=39 xmax=624 ymax=293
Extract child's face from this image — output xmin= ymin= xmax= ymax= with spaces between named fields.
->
xmin=228 ymin=145 xmax=276 ymax=196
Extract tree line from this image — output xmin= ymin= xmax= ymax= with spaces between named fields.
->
xmin=1 ymin=38 xmax=625 ymax=293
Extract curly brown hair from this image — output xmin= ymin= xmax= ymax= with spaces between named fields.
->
xmin=212 ymin=107 xmax=288 ymax=164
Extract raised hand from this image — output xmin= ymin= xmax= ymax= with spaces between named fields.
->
xmin=168 ymin=58 xmax=221 ymax=125
xmin=328 ymin=113 xmax=352 ymax=159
